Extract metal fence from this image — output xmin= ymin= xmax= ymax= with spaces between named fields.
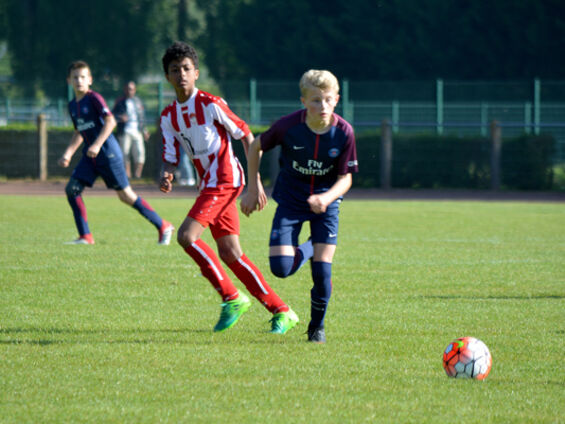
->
xmin=2 ymin=79 xmax=565 ymax=162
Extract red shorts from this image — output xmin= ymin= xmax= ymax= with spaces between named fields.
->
xmin=188 ymin=186 xmax=243 ymax=239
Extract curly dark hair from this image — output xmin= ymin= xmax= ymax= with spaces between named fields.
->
xmin=162 ymin=42 xmax=199 ymax=73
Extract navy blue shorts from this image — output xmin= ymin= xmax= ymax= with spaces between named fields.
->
xmin=269 ymin=201 xmax=340 ymax=247
xmin=71 ymin=155 xmax=129 ymax=190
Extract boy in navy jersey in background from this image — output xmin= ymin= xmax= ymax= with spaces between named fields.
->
xmin=58 ymin=60 xmax=174 ymax=245
xmin=241 ymin=70 xmax=358 ymax=343
xmin=158 ymin=42 xmax=298 ymax=334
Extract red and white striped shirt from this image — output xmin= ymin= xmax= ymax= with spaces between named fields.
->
xmin=160 ymin=89 xmax=250 ymax=189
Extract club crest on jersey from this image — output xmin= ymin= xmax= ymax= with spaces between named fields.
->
xmin=328 ymin=148 xmax=340 ymax=158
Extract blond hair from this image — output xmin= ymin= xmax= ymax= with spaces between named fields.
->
xmin=299 ymin=70 xmax=339 ymax=97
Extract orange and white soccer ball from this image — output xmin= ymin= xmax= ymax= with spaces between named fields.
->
xmin=443 ymin=337 xmax=492 ymax=380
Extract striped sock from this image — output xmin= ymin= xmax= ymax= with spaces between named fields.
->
xmin=184 ymin=239 xmax=238 ymax=302
xmin=229 ymin=254 xmax=289 ymax=314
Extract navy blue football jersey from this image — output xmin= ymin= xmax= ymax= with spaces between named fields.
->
xmin=68 ymin=90 xmax=123 ymax=163
xmin=261 ymin=109 xmax=358 ymax=210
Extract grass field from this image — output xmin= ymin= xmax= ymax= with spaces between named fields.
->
xmin=1 ymin=194 xmax=564 ymax=423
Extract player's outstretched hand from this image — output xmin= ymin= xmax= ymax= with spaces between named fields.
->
xmin=240 ymin=192 xmax=258 ymax=217
xmin=160 ymin=172 xmax=174 ymax=193
xmin=241 ymin=182 xmax=268 ymax=216
xmin=58 ymin=156 xmax=70 ymax=168
xmin=86 ymin=144 xmax=100 ymax=158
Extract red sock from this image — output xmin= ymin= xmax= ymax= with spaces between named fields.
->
xmin=228 ymin=254 xmax=289 ymax=314
xmin=184 ymin=239 xmax=238 ymax=302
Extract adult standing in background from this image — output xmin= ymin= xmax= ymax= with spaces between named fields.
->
xmin=113 ymin=81 xmax=149 ymax=178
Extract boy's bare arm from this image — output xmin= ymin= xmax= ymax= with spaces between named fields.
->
xmin=244 ymin=136 xmax=262 ymax=193
xmin=86 ymin=114 xmax=117 ymax=158
xmin=307 ymin=173 xmax=353 ymax=214
xmin=240 ymin=132 xmax=253 ymax=157
xmin=240 ymin=136 xmax=267 ymax=216
xmin=58 ymin=131 xmax=84 ymax=167
xmin=240 ymin=132 xmax=264 ymax=189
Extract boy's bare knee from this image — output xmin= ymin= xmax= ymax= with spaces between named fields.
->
xmin=216 ymin=238 xmax=242 ymax=264
xmin=217 ymin=246 xmax=239 ymax=264
xmin=176 ymin=218 xmax=206 ymax=249
xmin=177 ymin=231 xmax=192 ymax=249
xmin=117 ymin=186 xmax=137 ymax=205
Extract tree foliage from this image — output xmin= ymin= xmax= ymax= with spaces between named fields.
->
xmin=197 ymin=0 xmax=565 ymax=81
xmin=3 ymin=0 xmax=192 ymax=97
xmin=2 ymin=0 xmax=564 ymax=98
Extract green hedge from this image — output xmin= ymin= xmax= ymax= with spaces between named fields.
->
xmin=354 ymin=131 xmax=557 ymax=190
xmin=0 ymin=126 xmax=558 ymax=190
xmin=501 ymin=134 xmax=555 ymax=190
xmin=0 ymin=124 xmax=272 ymax=181
xmin=351 ymin=130 xmax=381 ymax=188
xmin=392 ymin=134 xmax=491 ymax=189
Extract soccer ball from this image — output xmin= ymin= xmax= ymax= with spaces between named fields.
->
xmin=442 ymin=337 xmax=492 ymax=380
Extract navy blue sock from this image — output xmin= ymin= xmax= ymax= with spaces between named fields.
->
xmin=310 ymin=261 xmax=332 ymax=329
xmin=269 ymin=239 xmax=314 ymax=278
xmin=65 ymin=178 xmax=90 ymax=236
xmin=67 ymin=194 xmax=90 ymax=236
xmin=132 ymin=197 xmax=162 ymax=229
xmin=296 ymin=238 xmax=313 ymax=268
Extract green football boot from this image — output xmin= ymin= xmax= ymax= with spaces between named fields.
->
xmin=269 ymin=308 xmax=299 ymax=334
xmin=213 ymin=292 xmax=251 ymax=332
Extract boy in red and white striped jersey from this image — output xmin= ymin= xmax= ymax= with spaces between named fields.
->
xmin=159 ymin=42 xmax=298 ymax=334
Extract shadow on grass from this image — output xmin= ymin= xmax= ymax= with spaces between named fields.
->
xmin=0 ymin=326 xmax=301 ymax=346
xmin=0 ymin=327 xmax=212 ymax=346
xmin=421 ymin=294 xmax=565 ymax=300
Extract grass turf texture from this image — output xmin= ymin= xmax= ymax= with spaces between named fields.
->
xmin=0 ymin=194 xmax=564 ymax=423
